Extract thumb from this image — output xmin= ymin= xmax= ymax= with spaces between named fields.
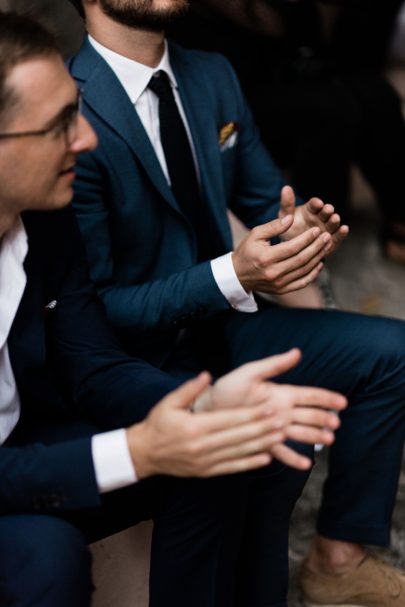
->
xmin=163 ymin=372 xmax=212 ymax=411
xmin=254 ymin=214 xmax=294 ymax=241
xmin=244 ymin=349 xmax=302 ymax=381
xmin=279 ymin=185 xmax=296 ymax=218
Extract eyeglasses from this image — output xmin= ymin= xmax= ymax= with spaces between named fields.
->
xmin=0 ymin=90 xmax=82 ymax=146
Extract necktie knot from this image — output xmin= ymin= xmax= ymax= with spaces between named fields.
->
xmin=148 ymin=70 xmax=174 ymax=102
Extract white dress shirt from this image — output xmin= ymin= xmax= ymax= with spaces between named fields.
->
xmin=0 ymin=218 xmax=27 ymax=444
xmin=0 ymin=219 xmax=136 ymax=493
xmin=88 ymin=35 xmax=258 ymax=313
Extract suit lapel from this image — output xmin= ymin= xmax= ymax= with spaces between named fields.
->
xmin=169 ymin=44 xmax=229 ymax=249
xmin=70 ymin=41 xmax=182 ymax=217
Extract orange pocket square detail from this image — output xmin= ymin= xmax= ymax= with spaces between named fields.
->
xmin=219 ymin=122 xmax=239 ymax=146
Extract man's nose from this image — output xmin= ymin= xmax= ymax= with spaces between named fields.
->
xmin=70 ymin=114 xmax=98 ymax=153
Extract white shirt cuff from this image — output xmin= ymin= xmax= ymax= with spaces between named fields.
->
xmin=91 ymin=429 xmax=137 ymax=494
xmin=211 ymin=253 xmax=258 ymax=313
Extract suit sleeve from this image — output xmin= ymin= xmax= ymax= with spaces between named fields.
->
xmin=44 ymin=209 xmax=182 ymax=429
xmin=72 ymin=149 xmax=230 ymax=334
xmin=0 ymin=438 xmax=101 ymax=515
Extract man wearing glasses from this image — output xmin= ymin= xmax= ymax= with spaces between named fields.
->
xmin=0 ymin=11 xmax=348 ymax=607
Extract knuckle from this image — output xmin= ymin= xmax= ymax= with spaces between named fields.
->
xmin=187 ymin=440 xmax=203 ymax=457
xmin=272 ymin=276 xmax=284 ymax=289
xmin=264 ymin=267 xmax=278 ymax=281
xmin=185 ymin=421 xmax=199 ymax=440
xmin=289 ymin=241 xmax=302 ymax=256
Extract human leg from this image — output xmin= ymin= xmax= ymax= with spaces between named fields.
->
xmin=223 ymin=305 xmax=405 ymax=544
xmin=234 ymin=458 xmax=312 ymax=607
xmin=223 ymin=304 xmax=405 ymax=603
xmin=0 ymin=514 xmax=92 ymax=607
xmin=162 ymin=334 xmax=313 ymax=606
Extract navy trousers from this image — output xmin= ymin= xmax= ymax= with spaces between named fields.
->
xmin=0 ymin=417 xmax=309 ymax=607
xmin=164 ymin=303 xmax=405 ymax=605
xmin=2 ymin=306 xmax=403 ymax=607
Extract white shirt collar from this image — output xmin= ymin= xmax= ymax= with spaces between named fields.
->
xmin=0 ymin=217 xmax=28 ymax=349
xmin=88 ymin=35 xmax=178 ymax=105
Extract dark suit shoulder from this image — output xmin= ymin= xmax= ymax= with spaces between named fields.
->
xmin=168 ymin=39 xmax=234 ymax=76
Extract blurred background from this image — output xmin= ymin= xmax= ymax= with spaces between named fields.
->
xmin=1 ymin=1 xmax=404 ymax=605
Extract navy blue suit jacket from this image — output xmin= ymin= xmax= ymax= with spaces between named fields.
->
xmin=69 ymin=41 xmax=297 ymax=363
xmin=2 ymin=207 xmax=178 ymax=515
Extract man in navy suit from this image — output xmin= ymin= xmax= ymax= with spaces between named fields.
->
xmin=68 ymin=1 xmax=405 ymax=605
xmin=0 ymin=11 xmax=350 ymax=607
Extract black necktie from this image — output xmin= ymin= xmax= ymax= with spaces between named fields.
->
xmin=148 ymin=70 xmax=215 ymax=261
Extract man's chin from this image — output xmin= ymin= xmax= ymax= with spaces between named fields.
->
xmin=98 ymin=0 xmax=189 ymax=30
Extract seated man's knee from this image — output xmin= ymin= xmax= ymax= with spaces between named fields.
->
xmin=0 ymin=515 xmax=92 ymax=607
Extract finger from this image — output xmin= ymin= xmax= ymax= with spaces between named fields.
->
xmin=277 ymin=255 xmax=325 ymax=288
xmin=276 ymin=232 xmax=330 ymax=276
xmin=253 ymin=214 xmax=294 ymax=241
xmin=163 ymin=372 xmax=212 ymax=411
xmin=269 ymin=443 xmax=313 ymax=470
xmin=324 ymin=213 xmax=342 ymax=234
xmin=199 ymin=426 xmax=287 ymax=464
xmin=197 ymin=419 xmax=286 ymax=461
xmin=305 ymin=197 xmax=325 ymax=215
xmin=202 ymin=453 xmax=272 ymax=477
xmin=318 ymin=204 xmax=336 ymax=222
xmin=239 ymin=348 xmax=302 ymax=381
xmin=285 ymin=425 xmax=335 ymax=445
xmin=279 ymin=185 xmax=296 ymax=217
xmin=276 ymin=262 xmax=324 ymax=293
xmin=290 ymin=407 xmax=341 ymax=430
xmin=196 ymin=402 xmax=281 ymax=433
xmin=328 ymin=225 xmax=349 ymax=250
xmin=290 ymin=386 xmax=347 ymax=410
xmin=271 ymin=226 xmax=322 ymax=262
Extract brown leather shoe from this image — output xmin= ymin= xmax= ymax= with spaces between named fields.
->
xmin=300 ymin=555 xmax=405 ymax=606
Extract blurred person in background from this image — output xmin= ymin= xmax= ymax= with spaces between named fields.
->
xmin=171 ymin=0 xmax=405 ymax=265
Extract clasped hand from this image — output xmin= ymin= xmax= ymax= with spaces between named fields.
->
xmin=127 ymin=349 xmax=347 ymax=479
xmin=232 ymin=186 xmax=349 ymax=294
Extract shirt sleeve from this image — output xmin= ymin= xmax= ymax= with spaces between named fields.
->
xmin=210 ymin=253 xmax=258 ymax=313
xmin=91 ymin=429 xmax=137 ymax=493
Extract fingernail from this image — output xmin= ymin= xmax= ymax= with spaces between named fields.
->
xmin=322 ymin=233 xmax=331 ymax=243
xmin=312 ymin=227 xmax=321 ymax=237
xmin=281 ymin=214 xmax=292 ymax=225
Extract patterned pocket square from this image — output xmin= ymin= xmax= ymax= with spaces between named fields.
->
xmin=219 ymin=122 xmax=239 ymax=151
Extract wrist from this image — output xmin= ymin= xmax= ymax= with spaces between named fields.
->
xmin=126 ymin=423 xmax=153 ymax=480
xmin=231 ymin=251 xmax=252 ymax=292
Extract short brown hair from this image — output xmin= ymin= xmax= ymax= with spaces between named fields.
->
xmin=68 ymin=0 xmax=85 ymax=18
xmin=0 ymin=11 xmax=60 ymax=123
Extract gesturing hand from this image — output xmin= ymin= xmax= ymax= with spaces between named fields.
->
xmin=127 ymin=350 xmax=347 ymax=478
xmin=278 ymin=185 xmax=349 ymax=256
xmin=195 ymin=349 xmax=348 ymax=470
xmin=232 ymin=214 xmax=332 ymax=294
xmin=126 ymin=372 xmax=282 ymax=480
